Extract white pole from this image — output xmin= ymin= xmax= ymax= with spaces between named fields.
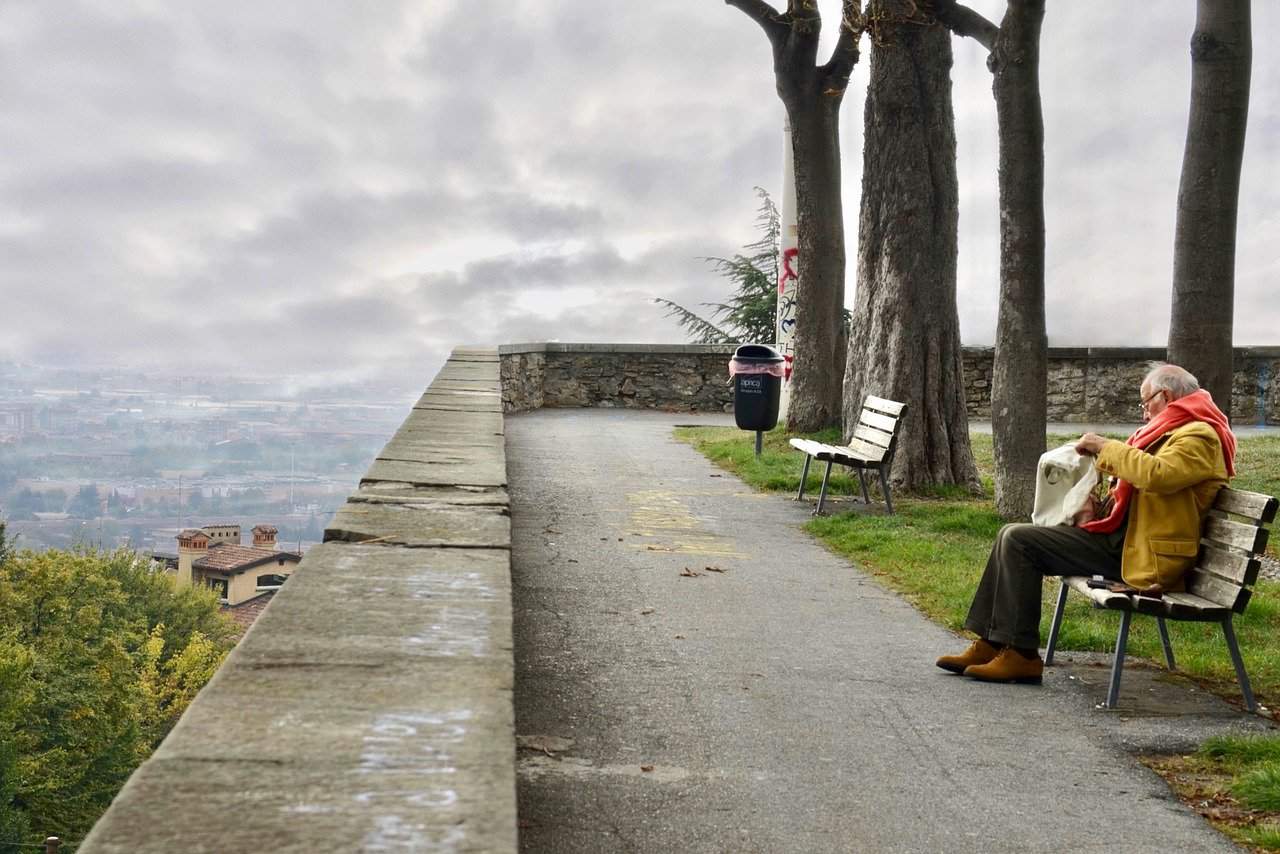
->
xmin=777 ymin=119 xmax=799 ymax=420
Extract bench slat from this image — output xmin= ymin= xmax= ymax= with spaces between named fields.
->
xmin=1202 ymin=516 xmax=1269 ymax=555
xmin=865 ymin=395 xmax=905 ymax=416
xmin=859 ymin=410 xmax=899 ymax=434
xmin=1063 ymin=576 xmax=1135 ymax=611
xmin=834 ymin=439 xmax=886 ymax=463
xmin=1186 ymin=569 xmax=1251 ymax=612
xmin=1160 ymin=591 xmax=1233 ymax=620
xmin=1197 ymin=545 xmax=1261 ymax=586
xmin=852 ymin=423 xmax=894 ymax=448
xmin=1214 ymin=488 xmax=1279 ymax=524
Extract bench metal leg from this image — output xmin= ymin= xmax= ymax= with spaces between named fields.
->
xmin=878 ymin=467 xmax=894 ymax=514
xmin=1045 ymin=580 xmax=1070 ymax=666
xmin=815 ymin=460 xmax=834 ymax=515
xmin=1104 ymin=610 xmax=1133 ymax=709
xmin=856 ymin=468 xmax=870 ymax=504
xmin=1156 ymin=618 xmax=1176 ymax=670
xmin=1221 ymin=618 xmax=1257 ymax=713
xmin=797 ymin=455 xmax=812 ymax=501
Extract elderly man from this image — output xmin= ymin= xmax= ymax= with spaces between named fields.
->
xmin=937 ymin=364 xmax=1235 ymax=684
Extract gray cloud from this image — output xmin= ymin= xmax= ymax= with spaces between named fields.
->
xmin=1 ymin=0 xmax=1276 ymax=389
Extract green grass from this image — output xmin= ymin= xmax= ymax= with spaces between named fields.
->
xmin=678 ymin=422 xmax=1280 ymax=844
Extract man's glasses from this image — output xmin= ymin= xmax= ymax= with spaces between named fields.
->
xmin=1139 ymin=389 xmax=1166 ymax=413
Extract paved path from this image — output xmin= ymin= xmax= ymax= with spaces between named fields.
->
xmin=508 ymin=410 xmax=1269 ymax=853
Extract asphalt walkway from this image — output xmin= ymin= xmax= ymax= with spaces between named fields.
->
xmin=508 ymin=410 xmax=1270 ymax=853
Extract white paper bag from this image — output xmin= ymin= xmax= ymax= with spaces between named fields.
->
xmin=1031 ymin=443 xmax=1099 ymax=527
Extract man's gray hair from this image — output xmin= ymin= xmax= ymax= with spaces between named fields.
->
xmin=1145 ymin=363 xmax=1200 ymax=399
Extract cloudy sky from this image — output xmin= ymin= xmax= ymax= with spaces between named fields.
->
xmin=2 ymin=1 xmax=1276 ymax=391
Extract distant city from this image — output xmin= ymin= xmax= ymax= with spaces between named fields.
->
xmin=0 ymin=361 xmax=419 ymax=555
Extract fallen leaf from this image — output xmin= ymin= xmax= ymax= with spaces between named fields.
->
xmin=679 ymin=567 xmax=702 ymax=578
xmin=544 ymin=527 xmax=562 ymax=534
xmin=567 ymin=558 xmax=579 ymax=563
xmin=617 ymin=537 xmax=624 ymax=541
xmin=674 ymin=634 xmax=686 ymax=639
xmin=640 ymin=608 xmax=655 ymax=615
xmin=704 ymin=565 xmax=727 ymax=573
xmin=640 ymin=765 xmax=655 ymax=772
xmin=709 ymin=474 xmax=723 ymax=478
xmin=600 ymin=537 xmax=608 ymax=541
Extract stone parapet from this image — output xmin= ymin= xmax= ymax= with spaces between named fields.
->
xmin=498 ymin=343 xmax=1280 ymax=424
xmin=962 ymin=346 xmax=1280 ymax=424
xmin=500 ymin=342 xmax=737 ymax=413
xmin=80 ymin=347 xmax=516 ymax=854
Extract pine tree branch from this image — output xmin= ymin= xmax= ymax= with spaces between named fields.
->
xmin=928 ymin=0 xmax=999 ymax=52
xmin=652 ymin=299 xmax=734 ymax=344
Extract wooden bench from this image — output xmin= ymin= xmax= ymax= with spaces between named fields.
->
xmin=789 ymin=395 xmax=906 ymax=515
xmin=1044 ymin=486 xmax=1277 ymax=712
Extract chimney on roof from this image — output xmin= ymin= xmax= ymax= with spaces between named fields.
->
xmin=175 ymin=529 xmax=209 ymax=587
xmin=202 ymin=523 xmax=241 ymax=546
xmin=252 ymin=524 xmax=278 ymax=550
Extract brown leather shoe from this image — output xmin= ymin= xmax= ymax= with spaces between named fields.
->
xmin=963 ymin=648 xmax=1043 ymax=684
xmin=936 ymin=638 xmax=1000 ymax=674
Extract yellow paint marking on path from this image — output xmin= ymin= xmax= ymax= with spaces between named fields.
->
xmin=625 ymin=490 xmax=744 ymax=558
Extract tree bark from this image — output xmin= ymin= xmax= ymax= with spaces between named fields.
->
xmin=727 ymin=0 xmax=862 ymax=432
xmin=989 ymin=1 xmax=1046 ymax=519
xmin=931 ymin=0 xmax=1045 ymax=519
xmin=786 ymin=96 xmax=848 ymax=430
xmin=1167 ymin=0 xmax=1251 ymax=417
xmin=843 ymin=0 xmax=979 ymax=492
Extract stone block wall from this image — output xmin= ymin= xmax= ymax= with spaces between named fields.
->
xmin=504 ymin=343 xmax=1280 ymax=425
xmin=500 ymin=343 xmax=736 ymax=413
xmin=962 ymin=346 xmax=1280 ymax=424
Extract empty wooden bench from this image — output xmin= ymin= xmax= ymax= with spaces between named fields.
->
xmin=1044 ymin=485 xmax=1277 ymax=712
xmin=789 ymin=395 xmax=906 ymax=514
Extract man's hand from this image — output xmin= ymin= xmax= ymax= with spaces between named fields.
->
xmin=1075 ymin=432 xmax=1108 ymax=456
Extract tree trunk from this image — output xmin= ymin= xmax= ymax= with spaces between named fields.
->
xmin=990 ymin=0 xmax=1046 ymax=519
xmin=785 ymin=98 xmax=847 ymax=431
xmin=843 ymin=1 xmax=979 ymax=492
xmin=726 ymin=0 xmax=862 ymax=433
xmin=1168 ymin=0 xmax=1251 ymax=417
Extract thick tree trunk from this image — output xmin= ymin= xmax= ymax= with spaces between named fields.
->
xmin=843 ymin=2 xmax=979 ymax=492
xmin=1168 ymin=0 xmax=1251 ymax=417
xmin=785 ymin=100 xmax=847 ymax=431
xmin=726 ymin=0 xmax=861 ymax=433
xmin=990 ymin=0 xmax=1046 ymax=519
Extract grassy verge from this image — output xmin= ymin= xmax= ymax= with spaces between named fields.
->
xmin=676 ymin=423 xmax=1280 ymax=846
xmin=1146 ymin=734 xmax=1280 ymax=850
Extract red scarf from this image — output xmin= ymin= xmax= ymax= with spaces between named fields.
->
xmin=1081 ymin=389 xmax=1236 ymax=534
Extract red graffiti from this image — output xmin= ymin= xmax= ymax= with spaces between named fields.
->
xmin=784 ymin=354 xmax=794 ymax=381
xmin=779 ymin=247 xmax=798 ymax=295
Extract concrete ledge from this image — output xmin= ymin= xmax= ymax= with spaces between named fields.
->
xmin=81 ymin=349 xmax=516 ymax=854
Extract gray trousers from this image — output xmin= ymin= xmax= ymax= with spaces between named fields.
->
xmin=962 ymin=522 xmax=1128 ymax=649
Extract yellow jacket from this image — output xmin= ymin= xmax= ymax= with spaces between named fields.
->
xmin=1094 ymin=421 xmax=1229 ymax=590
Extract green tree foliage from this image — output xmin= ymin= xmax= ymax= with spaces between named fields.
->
xmin=67 ymin=484 xmax=101 ymax=519
xmin=0 ymin=547 xmax=235 ymax=849
xmin=656 ymin=187 xmax=781 ymax=344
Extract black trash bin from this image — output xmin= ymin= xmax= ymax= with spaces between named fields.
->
xmin=730 ymin=344 xmax=784 ymax=437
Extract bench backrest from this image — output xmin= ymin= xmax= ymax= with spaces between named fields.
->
xmin=844 ymin=395 xmax=907 ymax=464
xmin=1187 ymin=486 xmax=1278 ymax=613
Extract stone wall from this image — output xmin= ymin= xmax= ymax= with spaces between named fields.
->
xmin=501 ymin=343 xmax=1280 ymax=425
xmin=81 ymin=348 xmax=516 ymax=854
xmin=962 ymin=346 xmax=1280 ymax=424
xmin=500 ymin=343 xmax=736 ymax=413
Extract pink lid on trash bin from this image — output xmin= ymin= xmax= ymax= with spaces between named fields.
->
xmin=729 ymin=343 xmax=786 ymax=377
xmin=729 ymin=358 xmax=786 ymax=377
